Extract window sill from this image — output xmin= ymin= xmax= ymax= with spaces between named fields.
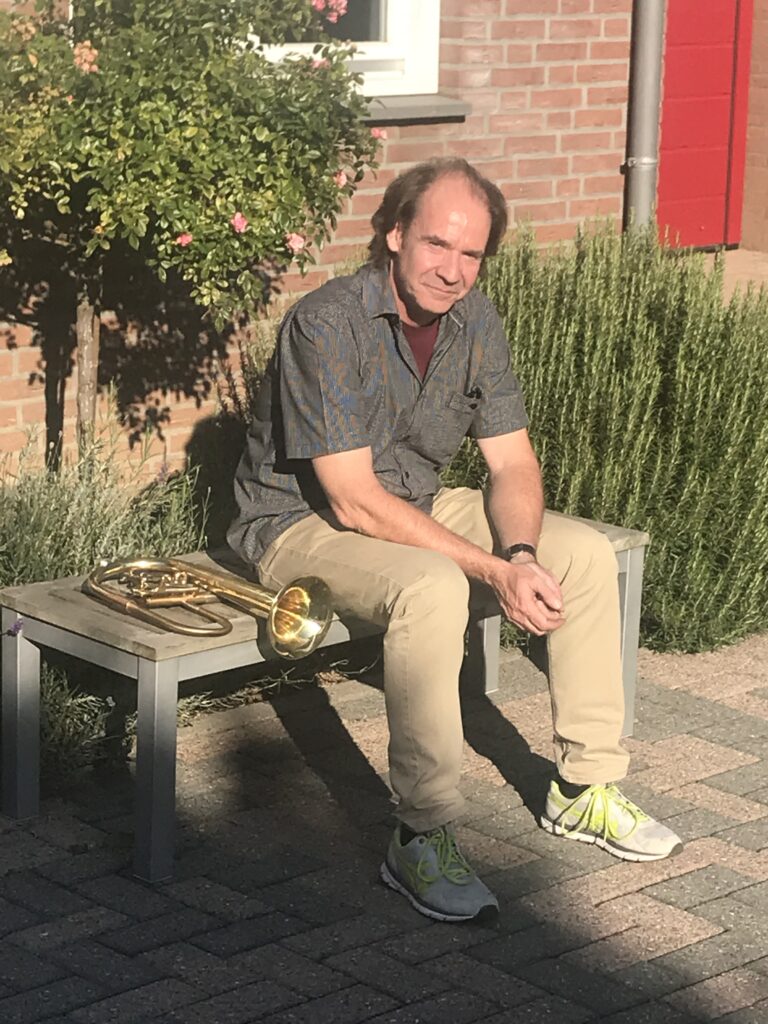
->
xmin=363 ymin=94 xmax=470 ymax=126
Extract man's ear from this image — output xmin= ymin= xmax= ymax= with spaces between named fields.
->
xmin=385 ymin=223 xmax=403 ymax=254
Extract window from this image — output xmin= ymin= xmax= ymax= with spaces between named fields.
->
xmin=264 ymin=0 xmax=441 ymax=98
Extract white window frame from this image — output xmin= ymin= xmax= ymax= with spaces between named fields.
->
xmin=262 ymin=0 xmax=441 ymax=98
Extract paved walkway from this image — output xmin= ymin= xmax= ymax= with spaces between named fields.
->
xmin=1 ymin=631 xmax=767 ymax=1024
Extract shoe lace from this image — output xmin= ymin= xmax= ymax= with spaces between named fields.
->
xmin=559 ymin=784 xmax=650 ymax=842
xmin=418 ymin=827 xmax=475 ymax=887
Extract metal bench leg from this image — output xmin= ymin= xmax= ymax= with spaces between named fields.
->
xmin=462 ymin=613 xmax=501 ymax=695
xmin=616 ymin=546 xmax=645 ymax=738
xmin=2 ymin=609 xmax=40 ymax=819
xmin=134 ymin=657 xmax=179 ymax=883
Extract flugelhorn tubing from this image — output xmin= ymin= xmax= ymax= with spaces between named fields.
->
xmin=82 ymin=558 xmax=334 ymax=658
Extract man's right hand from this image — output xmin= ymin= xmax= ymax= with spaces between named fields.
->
xmin=491 ymin=556 xmax=565 ymax=636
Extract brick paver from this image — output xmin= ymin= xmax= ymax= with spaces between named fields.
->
xmin=0 ymin=642 xmax=766 ymax=1022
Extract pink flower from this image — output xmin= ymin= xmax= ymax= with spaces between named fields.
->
xmin=311 ymin=0 xmax=326 ymax=10
xmin=65 ymin=94 xmax=74 ymax=104
xmin=333 ymin=169 xmax=348 ymax=189
xmin=73 ymin=40 xmax=99 ymax=73
xmin=175 ymin=233 xmax=193 ymax=247
xmin=328 ymin=0 xmax=347 ymax=15
xmin=285 ymin=232 xmax=306 ymax=254
xmin=230 ymin=212 xmax=248 ymax=234
xmin=370 ymin=127 xmax=388 ymax=140
xmin=312 ymin=57 xmax=329 ymax=69
xmin=325 ymin=11 xmax=339 ymax=21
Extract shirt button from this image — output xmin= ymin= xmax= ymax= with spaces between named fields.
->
xmin=404 ymin=471 xmax=411 ymax=479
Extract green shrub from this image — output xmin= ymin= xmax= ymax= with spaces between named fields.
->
xmin=474 ymin=226 xmax=768 ymax=651
xmin=1 ymin=438 xmax=205 ymax=778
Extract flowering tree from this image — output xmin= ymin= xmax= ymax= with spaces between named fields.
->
xmin=0 ymin=0 xmax=379 ymax=453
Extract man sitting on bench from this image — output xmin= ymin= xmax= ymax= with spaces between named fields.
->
xmin=227 ymin=158 xmax=683 ymax=924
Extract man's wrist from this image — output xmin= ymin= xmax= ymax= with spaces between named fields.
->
xmin=501 ymin=542 xmax=538 ymax=563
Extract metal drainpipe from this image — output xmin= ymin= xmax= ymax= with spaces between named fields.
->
xmin=622 ymin=0 xmax=667 ymax=230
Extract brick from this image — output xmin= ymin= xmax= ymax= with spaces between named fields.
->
xmin=517 ymin=958 xmax=642 ymax=1013
xmin=549 ymin=17 xmax=603 ymax=38
xmin=49 ymin=938 xmax=163 ymax=995
xmin=163 ymin=877 xmax=270 ymax=920
xmin=591 ymin=39 xmax=631 ymax=59
xmin=99 ymin=908 xmax=215 ymax=955
xmin=75 ymin=875 xmax=179 ymax=919
xmin=575 ymin=107 xmax=624 ymax=128
xmin=68 ymin=979 xmax=202 ymax=1024
xmin=193 ymin=911 xmax=310 ymax=956
xmin=235 ymin=943 xmax=353 ymax=999
xmin=587 ymin=85 xmax=628 ymax=105
xmin=440 ymin=19 xmax=488 ymax=41
xmin=504 ymin=0 xmax=558 ymax=10
xmin=0 ymin=946 xmax=65 ymax=990
xmin=491 ymin=66 xmax=546 ymax=87
xmin=0 ymin=978 xmax=103 ymax=1024
xmin=561 ymin=130 xmax=614 ymax=151
xmin=490 ymin=19 xmax=547 ymax=39
xmin=160 ymin=980 xmax=302 ymax=1024
xmin=258 ymin=984 xmax=398 ymax=1024
xmin=531 ymin=87 xmax=583 ymax=108
xmin=325 ymin=948 xmax=448 ymax=1002
xmin=9 ymin=907 xmax=128 ymax=951
xmin=537 ymin=41 xmax=587 ymax=62
xmin=594 ymin=0 xmax=632 ymax=11
xmin=572 ymin=152 xmax=623 ymax=173
xmin=560 ymin=0 xmax=591 ymax=11
xmin=503 ymin=135 xmax=558 ymax=155
xmin=584 ymin=173 xmax=623 ymax=193
xmin=641 ymin=865 xmax=756 ymax=910
xmin=502 ymin=181 xmax=555 ymax=201
xmin=440 ymin=43 xmax=504 ymax=66
xmin=604 ymin=15 xmax=631 ymax=35
xmin=489 ymin=113 xmax=545 ymax=134
xmin=548 ymin=65 xmax=577 ymax=83
xmin=546 ymin=111 xmax=574 ymax=128
xmin=0 ymin=873 xmax=94 ymax=917
xmin=577 ymin=61 xmax=629 ymax=83
xmin=665 ymin=968 xmax=768 ymax=1020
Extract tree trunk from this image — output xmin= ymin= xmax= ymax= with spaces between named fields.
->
xmin=75 ymin=291 xmax=100 ymax=458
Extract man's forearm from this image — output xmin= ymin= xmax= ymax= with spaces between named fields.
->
xmin=485 ymin=463 xmax=545 ymax=552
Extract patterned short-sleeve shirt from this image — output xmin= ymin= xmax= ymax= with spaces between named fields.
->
xmin=227 ymin=263 xmax=528 ymax=565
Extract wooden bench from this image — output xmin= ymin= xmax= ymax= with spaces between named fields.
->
xmin=0 ymin=515 xmax=649 ymax=883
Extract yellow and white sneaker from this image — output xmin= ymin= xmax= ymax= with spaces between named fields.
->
xmin=540 ymin=781 xmax=684 ymax=862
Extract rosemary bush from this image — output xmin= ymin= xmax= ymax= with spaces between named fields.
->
xmin=476 ymin=226 xmax=768 ymax=651
xmin=0 ymin=440 xmax=204 ymax=777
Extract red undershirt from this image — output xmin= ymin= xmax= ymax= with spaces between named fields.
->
xmin=401 ymin=318 xmax=440 ymax=380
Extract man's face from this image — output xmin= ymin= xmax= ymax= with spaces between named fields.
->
xmin=386 ymin=174 xmax=492 ymax=326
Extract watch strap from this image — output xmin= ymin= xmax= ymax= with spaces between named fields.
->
xmin=501 ymin=542 xmax=537 ymax=561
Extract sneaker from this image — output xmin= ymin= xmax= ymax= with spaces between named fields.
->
xmin=380 ymin=823 xmax=498 ymax=923
xmin=539 ymin=780 xmax=684 ymax=862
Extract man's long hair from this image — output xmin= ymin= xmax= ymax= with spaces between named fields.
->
xmin=367 ymin=157 xmax=508 ymax=268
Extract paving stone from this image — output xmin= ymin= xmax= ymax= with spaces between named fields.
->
xmin=688 ymin=896 xmax=768 ymax=941
xmin=0 ymin=829 xmax=65 ymax=875
xmin=256 ymin=875 xmax=362 ymax=925
xmin=206 ymin=846 xmax=327 ymax=892
xmin=706 ymin=763 xmax=768 ymax=797
xmin=0 ymin=872 xmax=94 ymax=917
xmin=640 ymin=865 xmax=756 ymax=909
xmin=233 ymin=943 xmax=354 ymax=998
xmin=731 ymin=881 xmax=768 ymax=910
xmin=162 ymin=877 xmax=270 ymax=920
xmin=664 ymin=967 xmax=768 ymax=1020
xmin=487 ymin=858 xmax=595 ymax=900
xmin=68 ymin=978 xmax=202 ymax=1024
xmin=516 ymin=957 xmax=644 ymax=1014
xmin=597 ymin=1003 xmax=697 ymax=1024
xmin=158 ymin=979 xmax=303 ymax=1023
xmin=663 ymin=808 xmax=739 ymax=842
xmin=613 ymin=960 xmax=692 ymax=1000
xmin=424 ymin=951 xmax=545 ymax=1008
xmin=8 ymin=907 xmax=128 ymax=951
xmin=283 ymin=914 xmax=407 ymax=958
xmin=374 ymin=921 xmax=499 ymax=965
xmin=712 ymin=817 xmax=768 ymax=851
xmin=0 ymin=946 xmax=65 ymax=991
xmin=49 ymin=938 xmax=164 ymax=995
xmin=99 ymin=908 xmax=216 ymax=955
xmin=364 ymin=989 xmax=497 ymax=1023
xmin=462 ymin=807 xmax=542 ymax=840
xmin=143 ymin=941 xmax=262 ymax=996
xmin=481 ymin=994 xmax=594 ymax=1022
xmin=0 ymin=977 xmax=103 ymax=1023
xmin=711 ymin=999 xmax=768 ymax=1023
xmin=651 ymin=932 xmax=765 ymax=985
xmin=24 ymin=813 xmax=108 ymax=853
xmin=693 ymin=723 xmax=768 ymax=761
xmin=257 ymin=983 xmax=398 ymax=1024
xmin=0 ymin=896 xmax=40 ymax=937
xmin=35 ymin=848 xmax=131 ymax=884
xmin=469 ymin=925 xmax=585 ymax=972
xmin=325 ymin=947 xmax=450 ymax=1002
xmin=193 ymin=911 xmax=311 ymax=956
xmin=76 ymin=874 xmax=181 ymax=919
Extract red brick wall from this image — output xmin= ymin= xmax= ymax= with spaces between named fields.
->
xmin=742 ymin=0 xmax=768 ymax=251
xmin=0 ymin=0 xmax=632 ymax=469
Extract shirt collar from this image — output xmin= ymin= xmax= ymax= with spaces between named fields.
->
xmin=359 ymin=261 xmax=469 ymax=328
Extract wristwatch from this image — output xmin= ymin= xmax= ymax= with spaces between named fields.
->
xmin=501 ymin=542 xmax=537 ymax=561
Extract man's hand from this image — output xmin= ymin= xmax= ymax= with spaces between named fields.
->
xmin=491 ymin=555 xmax=565 ymax=636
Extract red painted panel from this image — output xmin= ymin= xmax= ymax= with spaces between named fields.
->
xmin=657 ymin=0 xmax=754 ymax=248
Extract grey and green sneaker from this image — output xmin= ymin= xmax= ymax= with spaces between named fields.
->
xmin=540 ymin=780 xmax=684 ymax=862
xmin=380 ymin=823 xmax=498 ymax=923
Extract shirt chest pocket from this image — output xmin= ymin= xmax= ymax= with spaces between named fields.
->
xmin=423 ymin=390 xmax=480 ymax=464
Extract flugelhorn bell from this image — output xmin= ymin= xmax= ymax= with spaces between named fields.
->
xmin=82 ymin=558 xmax=334 ymax=659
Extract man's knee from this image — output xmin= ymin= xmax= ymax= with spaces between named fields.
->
xmin=391 ymin=550 xmax=471 ymax=623
xmin=541 ymin=519 xmax=617 ymax=588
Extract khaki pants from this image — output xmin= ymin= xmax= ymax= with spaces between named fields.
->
xmin=259 ymin=487 xmax=629 ymax=831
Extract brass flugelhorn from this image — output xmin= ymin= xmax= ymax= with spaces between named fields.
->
xmin=82 ymin=557 xmax=333 ymax=659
